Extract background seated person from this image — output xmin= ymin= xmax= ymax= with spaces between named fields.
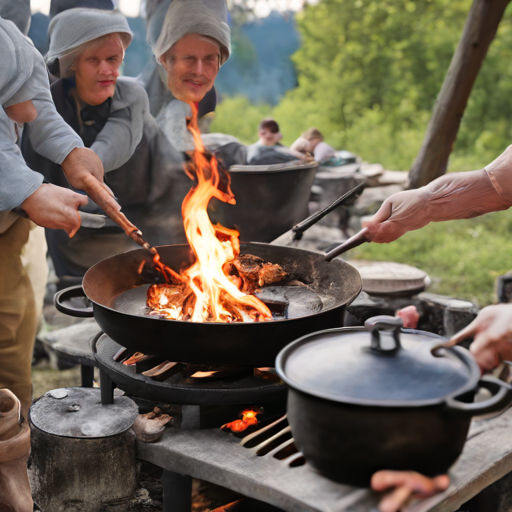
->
xmin=22 ymin=8 xmax=185 ymax=280
xmin=246 ymin=118 xmax=298 ymax=165
xmin=301 ymin=127 xmax=336 ymax=163
xmin=290 ymin=133 xmax=311 ymax=157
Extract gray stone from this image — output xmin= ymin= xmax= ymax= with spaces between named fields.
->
xmin=376 ymin=170 xmax=410 ymax=187
xmin=359 ymin=163 xmax=384 ymax=187
xmin=314 ymin=171 xmax=366 ymax=228
xmin=350 ymin=184 xmax=404 ymax=216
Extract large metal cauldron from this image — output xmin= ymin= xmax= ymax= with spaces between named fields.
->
xmin=208 ymin=161 xmax=318 ymax=243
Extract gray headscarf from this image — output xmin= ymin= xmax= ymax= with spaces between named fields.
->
xmin=153 ymin=0 xmax=231 ymax=65
xmin=0 ymin=18 xmax=83 ymax=213
xmin=0 ymin=0 xmax=31 ymax=36
xmin=45 ymin=8 xmax=150 ymax=172
xmin=46 ymin=8 xmax=133 ymax=78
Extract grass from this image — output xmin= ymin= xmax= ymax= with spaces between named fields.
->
xmin=350 ymin=209 xmax=512 ymax=307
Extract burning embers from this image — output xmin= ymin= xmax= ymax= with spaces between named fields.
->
xmin=145 ymin=105 xmax=286 ymax=323
xmin=221 ymin=407 xmax=263 ymax=433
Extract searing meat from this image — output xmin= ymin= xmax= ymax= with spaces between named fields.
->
xmin=146 ymin=253 xmax=287 ymax=322
xmin=231 ymin=254 xmax=287 ymax=294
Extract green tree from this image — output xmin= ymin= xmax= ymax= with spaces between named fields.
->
xmin=214 ymin=0 xmax=512 ymax=171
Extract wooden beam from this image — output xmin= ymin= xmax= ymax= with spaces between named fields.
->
xmin=408 ymin=0 xmax=511 ymax=189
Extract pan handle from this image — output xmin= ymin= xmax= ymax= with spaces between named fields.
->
xmin=324 ymin=228 xmax=369 ymax=261
xmin=444 ymin=375 xmax=512 ymax=418
xmin=292 ymin=182 xmax=365 ymax=241
xmin=54 ymin=285 xmax=94 ymax=318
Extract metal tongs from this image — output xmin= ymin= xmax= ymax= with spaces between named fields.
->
xmin=271 ymin=182 xmax=366 ymax=247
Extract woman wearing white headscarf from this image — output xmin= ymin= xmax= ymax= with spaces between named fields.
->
xmin=0 ymin=16 xmax=111 ymax=418
xmin=23 ymin=8 xmax=186 ymax=279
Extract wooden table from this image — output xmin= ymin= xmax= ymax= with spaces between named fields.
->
xmin=139 ymin=406 xmax=512 ymax=512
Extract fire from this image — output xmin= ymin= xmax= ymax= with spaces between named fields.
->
xmin=146 ymin=105 xmax=272 ymax=323
xmin=221 ymin=407 xmax=262 ymax=433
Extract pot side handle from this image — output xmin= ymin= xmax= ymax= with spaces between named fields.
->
xmin=54 ymin=285 xmax=94 ymax=318
xmin=444 ymin=375 xmax=512 ymax=417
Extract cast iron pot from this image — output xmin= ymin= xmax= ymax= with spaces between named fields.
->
xmin=208 ymin=161 xmax=318 ymax=243
xmin=275 ymin=315 xmax=512 ymax=487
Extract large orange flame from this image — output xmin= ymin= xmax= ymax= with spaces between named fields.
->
xmin=147 ymin=105 xmax=272 ymax=323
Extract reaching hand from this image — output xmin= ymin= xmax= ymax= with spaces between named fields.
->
xmin=60 ymin=147 xmax=121 ymax=217
xmin=371 ymin=471 xmax=449 ymax=512
xmin=20 ymin=184 xmax=88 ymax=237
xmin=449 ymin=304 xmax=512 ymax=371
xmin=363 ymin=188 xmax=429 ymax=243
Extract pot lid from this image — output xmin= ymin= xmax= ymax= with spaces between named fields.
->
xmin=276 ymin=316 xmax=480 ymax=406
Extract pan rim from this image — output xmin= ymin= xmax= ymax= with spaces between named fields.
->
xmin=83 ymin=242 xmax=362 ymax=326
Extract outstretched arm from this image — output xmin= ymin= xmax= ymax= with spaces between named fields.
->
xmin=364 ymin=166 xmax=511 ymax=244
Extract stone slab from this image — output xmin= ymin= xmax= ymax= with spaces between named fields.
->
xmin=39 ymin=319 xmax=100 ymax=362
xmin=349 ymin=260 xmax=428 ymax=294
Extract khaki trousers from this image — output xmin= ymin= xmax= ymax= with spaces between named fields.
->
xmin=0 ymin=218 xmax=36 ymax=418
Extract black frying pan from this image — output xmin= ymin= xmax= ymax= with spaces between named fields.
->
xmin=56 ymin=243 xmax=362 ymax=367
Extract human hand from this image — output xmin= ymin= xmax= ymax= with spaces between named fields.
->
xmin=449 ymin=304 xmax=512 ymax=371
xmin=362 ymin=188 xmax=429 ymax=243
xmin=20 ymin=184 xmax=88 ymax=237
xmin=61 ymin=147 xmax=121 ymax=218
xmin=371 ymin=471 xmax=449 ymax=512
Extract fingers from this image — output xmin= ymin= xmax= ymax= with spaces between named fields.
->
xmin=449 ymin=319 xmax=479 ymax=345
xmin=379 ymin=485 xmax=412 ymax=512
xmin=76 ymin=193 xmax=89 ymax=208
xmin=66 ymin=210 xmax=82 ymax=238
xmin=372 ymin=471 xmax=437 ymax=494
xmin=81 ymin=175 xmax=121 ymax=214
xmin=363 ymin=197 xmax=408 ymax=244
xmin=372 ymin=471 xmax=449 ymax=512
xmin=21 ymin=184 xmax=88 ymax=235
xmin=61 ymin=147 xmax=105 ymax=188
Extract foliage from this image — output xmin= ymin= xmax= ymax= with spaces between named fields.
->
xmin=350 ymin=209 xmax=512 ymax=306
xmin=211 ymin=1 xmax=512 ymax=304
xmin=215 ymin=13 xmax=300 ymax=104
xmin=213 ymin=0 xmax=512 ymax=171
xmin=210 ymin=96 xmax=272 ymax=144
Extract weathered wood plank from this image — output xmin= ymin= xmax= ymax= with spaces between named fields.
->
xmin=139 ymin=406 xmax=512 ymax=512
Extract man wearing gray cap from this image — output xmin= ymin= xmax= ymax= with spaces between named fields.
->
xmin=145 ymin=0 xmax=231 ymax=151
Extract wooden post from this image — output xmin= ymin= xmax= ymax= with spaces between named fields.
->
xmin=408 ymin=0 xmax=511 ymax=189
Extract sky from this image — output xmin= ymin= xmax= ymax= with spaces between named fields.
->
xmin=31 ymin=0 xmax=142 ymax=17
xmin=31 ymin=0 xmax=312 ymax=18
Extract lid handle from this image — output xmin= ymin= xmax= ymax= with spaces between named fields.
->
xmin=364 ymin=315 xmax=403 ymax=355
